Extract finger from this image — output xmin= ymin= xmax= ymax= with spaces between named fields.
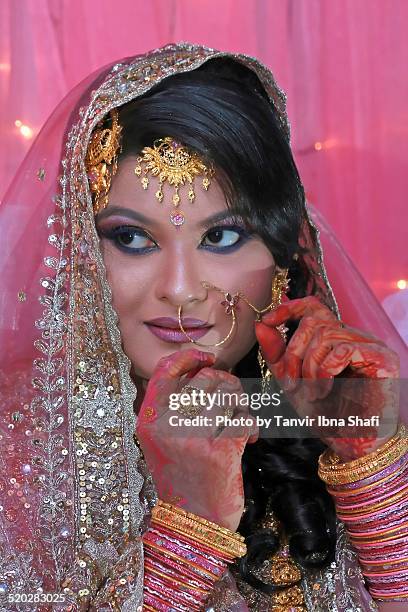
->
xmin=255 ymin=321 xmax=286 ymax=364
xmin=277 ymin=317 xmax=338 ymax=385
xmin=316 ymin=342 xmax=398 ymax=378
xmin=234 ymin=405 xmax=259 ymax=442
xmin=203 ymin=375 xmax=254 ymax=439
xmin=285 ymin=323 xmax=385 ymax=386
xmin=303 ymin=326 xmax=392 ymax=380
xmin=261 ymin=296 xmax=337 ymax=328
xmin=174 ymin=370 xmax=245 ymax=437
xmin=186 ymin=367 xmax=242 ymax=398
xmin=301 ymin=327 xmax=337 ymax=380
xmin=214 ymin=410 xmax=258 ymax=443
xmin=139 ymin=349 xmax=215 ymax=423
xmin=340 ymin=326 xmax=388 ymax=346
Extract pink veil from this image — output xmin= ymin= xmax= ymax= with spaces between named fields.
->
xmin=0 ymin=43 xmax=405 ymax=610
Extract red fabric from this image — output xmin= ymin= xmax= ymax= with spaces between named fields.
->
xmin=1 ymin=0 xmax=407 ymax=302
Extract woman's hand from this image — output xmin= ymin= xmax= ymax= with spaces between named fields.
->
xmin=255 ymin=296 xmax=400 ymax=461
xmin=136 ymin=347 xmax=257 ymax=531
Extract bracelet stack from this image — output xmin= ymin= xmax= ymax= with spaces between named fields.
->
xmin=141 ymin=500 xmax=247 ymax=611
xmin=318 ymin=423 xmax=408 ymax=601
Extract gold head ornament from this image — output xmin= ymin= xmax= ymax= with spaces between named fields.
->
xmin=85 ymin=109 xmax=122 ymax=215
xmin=134 ymin=137 xmax=214 ymax=227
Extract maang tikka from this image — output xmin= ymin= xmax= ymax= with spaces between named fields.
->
xmin=134 ymin=137 xmax=214 ymax=227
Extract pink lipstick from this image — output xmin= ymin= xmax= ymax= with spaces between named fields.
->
xmin=144 ymin=317 xmax=213 ymax=344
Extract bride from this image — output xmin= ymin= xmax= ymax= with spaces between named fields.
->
xmin=0 ymin=43 xmax=406 ymax=611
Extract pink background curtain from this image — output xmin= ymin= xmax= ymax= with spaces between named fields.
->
xmin=1 ymin=0 xmax=407 ymax=306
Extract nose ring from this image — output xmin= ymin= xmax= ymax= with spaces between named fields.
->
xmin=177 ymin=282 xmax=238 ymax=347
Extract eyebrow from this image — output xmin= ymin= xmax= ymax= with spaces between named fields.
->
xmin=96 ymin=206 xmax=157 ymax=226
xmin=199 ymin=210 xmax=245 ymax=229
xmin=96 ymin=205 xmax=245 ymax=229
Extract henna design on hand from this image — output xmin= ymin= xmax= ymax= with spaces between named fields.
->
xmin=256 ymin=297 xmax=400 ymax=460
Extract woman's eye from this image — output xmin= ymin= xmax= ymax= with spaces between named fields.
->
xmin=201 ymin=227 xmax=247 ymax=250
xmin=101 ymin=226 xmax=157 ymax=252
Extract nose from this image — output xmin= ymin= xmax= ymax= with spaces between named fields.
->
xmin=154 ymin=250 xmax=208 ymax=309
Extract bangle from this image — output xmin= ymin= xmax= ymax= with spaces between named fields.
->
xmin=151 ymin=500 xmax=247 ymax=559
xmin=318 ymin=423 xmax=407 ymax=485
xmin=142 ymin=500 xmax=247 ymax=610
xmin=329 ymin=462 xmax=407 ymax=499
xmin=320 ymin=434 xmax=408 ymax=602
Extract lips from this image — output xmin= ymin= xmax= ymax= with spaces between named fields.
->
xmin=144 ymin=317 xmax=213 ymax=344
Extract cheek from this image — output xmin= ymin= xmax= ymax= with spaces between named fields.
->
xmin=211 ymin=245 xmax=275 ymax=307
xmin=239 ymin=267 xmax=274 ymax=306
xmin=101 ymin=244 xmax=147 ymax=316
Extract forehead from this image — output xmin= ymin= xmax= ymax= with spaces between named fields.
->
xmin=107 ymin=155 xmax=230 ymax=228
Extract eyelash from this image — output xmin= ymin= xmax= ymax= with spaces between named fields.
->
xmin=99 ymin=224 xmax=252 ymax=255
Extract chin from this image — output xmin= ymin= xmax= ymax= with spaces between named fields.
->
xmin=126 ymin=344 xmax=189 ymax=381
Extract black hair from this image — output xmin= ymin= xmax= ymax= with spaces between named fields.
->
xmin=118 ymin=57 xmax=337 ymax=593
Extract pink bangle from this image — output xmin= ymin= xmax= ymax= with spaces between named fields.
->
xmin=144 ymin=577 xmax=201 ymax=609
xmin=144 ymin=561 xmax=209 ymax=603
xmin=348 ymin=520 xmax=408 ymax=539
xmin=347 ymin=508 xmax=408 ymax=530
xmin=369 ymin=589 xmax=408 ymax=599
xmin=334 ymin=481 xmax=408 ymax=510
xmin=153 ymin=522 xmax=233 ymax=563
xmin=329 ymin=464 xmax=407 ymax=498
xmin=141 ymin=500 xmax=245 ymax=611
xmin=144 ymin=527 xmax=226 ymax=577
xmin=336 ymin=498 xmax=406 ymax=522
xmin=144 ymin=555 xmax=210 ymax=593
xmin=146 ymin=543 xmax=216 ymax=585
xmin=349 ymin=534 xmax=408 ymax=550
xmin=324 ymin=448 xmax=408 ymax=601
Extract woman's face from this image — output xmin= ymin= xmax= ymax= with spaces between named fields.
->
xmin=96 ymin=155 xmax=276 ymax=380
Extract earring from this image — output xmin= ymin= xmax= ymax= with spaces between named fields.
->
xmin=85 ymin=109 xmax=122 ymax=215
xmin=258 ymin=269 xmax=290 ymax=392
xmin=258 ymin=348 xmax=272 ymax=394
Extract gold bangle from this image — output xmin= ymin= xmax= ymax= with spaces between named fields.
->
xmin=321 ymin=442 xmax=407 ymax=485
xmin=156 ymin=500 xmax=246 ymax=539
xmin=318 ymin=423 xmax=408 ymax=485
xmin=152 ymin=500 xmax=247 ymax=559
xmin=151 ymin=514 xmax=246 ymax=559
xmin=155 ymin=500 xmax=246 ymax=545
xmin=319 ymin=423 xmax=404 ymax=472
xmin=321 ymin=422 xmax=405 ymax=469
